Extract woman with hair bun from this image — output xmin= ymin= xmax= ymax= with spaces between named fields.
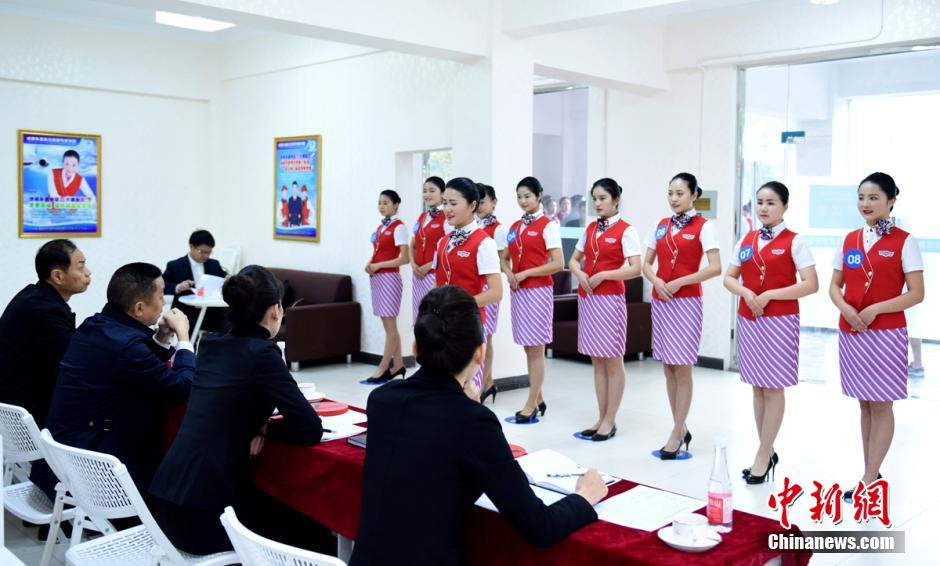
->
xmin=351 ymin=286 xmax=606 ymax=566
xmin=410 ymin=176 xmax=453 ymax=324
xmin=829 ymin=172 xmax=924 ymax=501
xmin=365 ymin=189 xmax=411 ymax=383
xmin=475 ymin=183 xmax=508 ymax=402
xmin=641 ymin=172 xmax=721 ymax=459
xmin=432 ymin=177 xmax=503 ymax=392
xmin=150 ymin=265 xmax=326 ymax=555
xmin=569 ymin=178 xmax=643 ymax=441
xmin=724 ymin=181 xmax=819 ymax=484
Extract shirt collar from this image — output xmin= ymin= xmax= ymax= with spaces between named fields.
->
xmin=528 ymin=207 xmax=544 ymax=219
xmin=599 ymin=213 xmax=621 ymax=225
xmin=382 ymin=214 xmax=400 ymax=223
xmin=455 ymin=219 xmax=479 ymax=233
xmin=101 ymin=303 xmax=155 ymax=336
xmin=763 ymin=221 xmax=786 ymax=237
xmin=231 ymin=322 xmax=272 ymax=339
xmin=36 ymin=280 xmax=70 ymax=309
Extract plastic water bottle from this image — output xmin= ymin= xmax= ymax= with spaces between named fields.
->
xmin=707 ymin=436 xmax=733 ymax=533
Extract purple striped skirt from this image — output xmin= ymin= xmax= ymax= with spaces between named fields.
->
xmin=839 ymin=328 xmax=909 ymax=401
xmin=472 ymin=363 xmax=484 ymax=390
xmin=737 ymin=314 xmax=800 ymax=389
xmin=411 ymin=273 xmax=435 ymax=325
xmin=652 ymin=296 xmax=703 ymax=366
xmin=483 ymin=284 xmax=500 ymax=338
xmin=577 ymin=294 xmax=627 ymax=358
xmin=510 ymin=286 xmax=554 ymax=346
xmin=370 ymin=272 xmax=403 ymax=318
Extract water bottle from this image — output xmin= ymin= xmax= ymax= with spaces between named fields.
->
xmin=707 ymin=436 xmax=733 ymax=533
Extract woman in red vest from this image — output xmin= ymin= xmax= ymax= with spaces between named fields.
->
xmin=410 ymin=177 xmax=452 ymax=325
xmin=569 ymin=178 xmax=642 ymax=441
xmin=433 ymin=177 xmax=503 ymax=395
xmin=642 ymin=173 xmax=721 ymax=459
xmin=503 ymin=176 xmax=564 ymax=422
xmin=724 ymin=182 xmax=819 ymax=483
xmin=476 ymin=183 xmax=508 ymax=403
xmin=830 ymin=172 xmax=924 ymax=501
xmin=365 ymin=190 xmax=411 ymax=383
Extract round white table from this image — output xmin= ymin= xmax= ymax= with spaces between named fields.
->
xmin=178 ymin=294 xmax=227 ymax=345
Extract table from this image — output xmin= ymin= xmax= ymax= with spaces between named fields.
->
xmin=178 ymin=294 xmax=227 ymax=344
xmin=252 ymin=405 xmax=811 ymax=565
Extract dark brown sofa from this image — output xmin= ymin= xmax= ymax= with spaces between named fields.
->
xmin=549 ymin=273 xmax=652 ymax=358
xmin=267 ymin=268 xmax=361 ymax=366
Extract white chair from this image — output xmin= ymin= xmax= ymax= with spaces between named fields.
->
xmin=220 ymin=506 xmax=346 ymax=566
xmin=38 ymin=429 xmax=238 ymax=566
xmin=214 ymin=245 xmax=241 ymax=275
xmin=0 ymin=403 xmax=80 ymax=566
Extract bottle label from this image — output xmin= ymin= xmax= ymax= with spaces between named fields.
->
xmin=707 ymin=492 xmax=732 ymax=524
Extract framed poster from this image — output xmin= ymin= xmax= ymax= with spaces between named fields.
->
xmin=18 ymin=130 xmax=101 ymax=238
xmin=274 ymin=134 xmax=321 ymax=242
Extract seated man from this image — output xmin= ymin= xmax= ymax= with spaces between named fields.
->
xmin=163 ymin=229 xmax=228 ymax=331
xmin=0 ymin=239 xmax=90 ymax=427
xmin=42 ymin=263 xmax=194 ymax=494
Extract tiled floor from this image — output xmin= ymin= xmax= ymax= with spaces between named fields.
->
xmin=6 ymin=351 xmax=938 ymax=565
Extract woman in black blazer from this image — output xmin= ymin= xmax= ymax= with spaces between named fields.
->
xmin=149 ymin=265 xmax=325 ymax=555
xmin=351 ymin=286 xmax=607 ymax=565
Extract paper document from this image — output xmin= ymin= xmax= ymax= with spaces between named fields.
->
xmin=321 ymin=423 xmax=366 ymax=442
xmin=593 ymin=485 xmax=704 ymax=531
xmin=197 ymin=274 xmax=225 ymax=298
xmin=475 ymin=485 xmax=567 ymax=513
xmin=515 ymin=449 xmax=617 ymax=495
xmin=321 ymin=410 xmax=368 ymax=429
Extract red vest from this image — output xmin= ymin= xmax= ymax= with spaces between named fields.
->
xmin=371 ymin=219 xmax=405 ymax=274
xmin=53 ymin=169 xmax=83 ymax=197
xmin=435 ymin=229 xmax=489 ymax=322
xmin=414 ymin=211 xmax=448 ymax=267
xmin=507 ymin=216 xmax=553 ymax=289
xmin=579 ymin=219 xmax=630 ymax=297
xmin=481 ymin=219 xmax=500 ymax=239
xmin=839 ymin=227 xmax=909 ymax=332
xmin=737 ymin=228 xmax=800 ymax=320
xmin=653 ymin=215 xmax=707 ymax=300
xmin=301 ymin=196 xmax=310 ymax=225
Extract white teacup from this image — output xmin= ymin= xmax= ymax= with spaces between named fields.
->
xmin=672 ymin=513 xmax=709 ymax=544
xmin=298 ymin=383 xmax=318 ymax=400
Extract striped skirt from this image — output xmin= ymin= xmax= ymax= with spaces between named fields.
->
xmin=370 ymin=272 xmax=403 ymax=318
xmin=577 ymin=294 xmax=627 ymax=358
xmin=839 ymin=328 xmax=909 ymax=401
xmin=510 ymin=286 xmax=554 ymax=346
xmin=652 ymin=296 xmax=703 ymax=366
xmin=411 ymin=273 xmax=435 ymax=324
xmin=483 ymin=285 xmax=500 ymax=338
xmin=737 ymin=314 xmax=800 ymax=389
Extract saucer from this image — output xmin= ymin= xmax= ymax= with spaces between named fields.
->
xmin=657 ymin=525 xmax=721 ymax=553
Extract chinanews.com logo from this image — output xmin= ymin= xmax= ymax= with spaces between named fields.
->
xmin=765 ymin=476 xmax=904 ymax=554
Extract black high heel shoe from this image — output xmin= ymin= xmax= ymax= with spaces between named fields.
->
xmin=514 ymin=407 xmax=539 ymax=423
xmin=659 ymin=430 xmax=693 ymax=460
xmin=538 ymin=401 xmax=547 ymax=416
xmin=591 ymin=424 xmax=617 ymax=442
xmin=742 ymin=452 xmax=778 ymax=478
xmin=481 ymin=385 xmax=498 ymax=404
xmin=843 ymin=473 xmax=882 ymax=502
xmin=745 ymin=454 xmax=779 ymax=485
xmin=389 ymin=366 xmax=406 ymax=380
xmin=365 ymin=368 xmax=391 ymax=384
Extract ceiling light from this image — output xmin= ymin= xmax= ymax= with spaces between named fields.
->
xmin=912 ymin=45 xmax=940 ymax=51
xmin=809 ymin=0 xmax=840 ymax=5
xmin=155 ymin=10 xmax=234 ymax=32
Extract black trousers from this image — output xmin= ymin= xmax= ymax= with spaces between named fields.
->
xmin=151 ymin=485 xmax=336 ymax=556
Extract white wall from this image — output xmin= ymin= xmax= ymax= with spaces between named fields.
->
xmin=212 ymin=48 xmax=459 ymax=357
xmin=0 ymin=13 xmax=214 ymax=324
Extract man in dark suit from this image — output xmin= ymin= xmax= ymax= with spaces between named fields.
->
xmin=163 ymin=229 xmax=228 ymax=331
xmin=0 ymin=239 xmax=90 ymax=426
xmin=41 ymin=262 xmax=194 ymax=495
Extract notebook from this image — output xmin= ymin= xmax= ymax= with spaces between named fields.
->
xmin=515 ymin=449 xmax=617 ymax=495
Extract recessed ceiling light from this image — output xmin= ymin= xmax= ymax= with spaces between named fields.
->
xmin=809 ymin=0 xmax=840 ymax=5
xmin=155 ymin=10 xmax=234 ymax=32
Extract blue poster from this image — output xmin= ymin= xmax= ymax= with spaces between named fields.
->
xmin=274 ymin=135 xmax=321 ymax=242
xmin=19 ymin=130 xmax=101 ymax=237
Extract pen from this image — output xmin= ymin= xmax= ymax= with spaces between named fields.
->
xmin=323 ymin=428 xmax=334 ymax=433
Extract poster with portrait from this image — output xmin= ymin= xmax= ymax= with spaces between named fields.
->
xmin=274 ymin=135 xmax=321 ymax=242
xmin=18 ymin=130 xmax=101 ymax=238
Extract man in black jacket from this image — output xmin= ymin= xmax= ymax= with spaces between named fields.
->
xmin=0 ymin=239 xmax=90 ymax=426
xmin=42 ymin=262 xmax=194 ymax=495
xmin=163 ymin=229 xmax=228 ymax=332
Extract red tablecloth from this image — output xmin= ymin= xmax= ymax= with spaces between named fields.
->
xmin=252 ymin=405 xmax=811 ymax=566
